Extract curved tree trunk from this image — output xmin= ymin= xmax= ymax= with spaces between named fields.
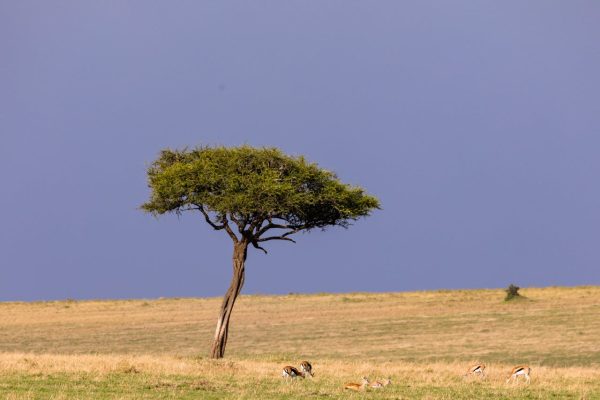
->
xmin=210 ymin=240 xmax=248 ymax=359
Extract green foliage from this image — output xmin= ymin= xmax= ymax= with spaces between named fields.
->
xmin=141 ymin=145 xmax=380 ymax=245
xmin=504 ymin=284 xmax=521 ymax=301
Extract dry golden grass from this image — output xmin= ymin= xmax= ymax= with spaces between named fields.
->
xmin=1 ymin=286 xmax=599 ymax=398
xmin=2 ymin=286 xmax=599 ymax=364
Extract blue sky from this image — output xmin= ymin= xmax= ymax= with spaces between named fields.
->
xmin=1 ymin=1 xmax=599 ymax=301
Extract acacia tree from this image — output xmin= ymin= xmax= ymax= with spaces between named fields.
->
xmin=141 ymin=145 xmax=380 ymax=359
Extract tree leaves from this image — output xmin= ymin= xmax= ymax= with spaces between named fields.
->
xmin=141 ymin=145 xmax=380 ymax=244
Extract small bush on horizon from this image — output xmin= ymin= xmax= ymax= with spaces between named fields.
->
xmin=505 ymin=284 xmax=521 ymax=301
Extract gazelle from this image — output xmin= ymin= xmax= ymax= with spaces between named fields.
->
xmin=300 ymin=360 xmax=314 ymax=377
xmin=369 ymin=376 xmax=392 ymax=389
xmin=506 ymin=365 xmax=531 ymax=384
xmin=344 ymin=377 xmax=369 ymax=391
xmin=368 ymin=379 xmax=384 ymax=389
xmin=282 ymin=365 xmax=305 ymax=379
xmin=464 ymin=363 xmax=486 ymax=378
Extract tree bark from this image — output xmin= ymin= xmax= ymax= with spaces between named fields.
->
xmin=210 ymin=240 xmax=248 ymax=359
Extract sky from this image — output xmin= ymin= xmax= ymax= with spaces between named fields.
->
xmin=1 ymin=1 xmax=599 ymax=301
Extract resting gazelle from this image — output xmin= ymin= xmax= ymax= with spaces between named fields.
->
xmin=300 ymin=361 xmax=314 ymax=377
xmin=506 ymin=365 xmax=531 ymax=384
xmin=281 ymin=365 xmax=305 ymax=379
xmin=464 ymin=363 xmax=486 ymax=378
xmin=344 ymin=377 xmax=369 ymax=391
xmin=368 ymin=376 xmax=392 ymax=389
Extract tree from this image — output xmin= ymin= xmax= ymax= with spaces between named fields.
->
xmin=141 ymin=145 xmax=380 ymax=359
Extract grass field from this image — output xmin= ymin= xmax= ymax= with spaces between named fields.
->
xmin=1 ymin=286 xmax=599 ymax=399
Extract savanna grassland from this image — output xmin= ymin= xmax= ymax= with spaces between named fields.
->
xmin=1 ymin=286 xmax=599 ymax=399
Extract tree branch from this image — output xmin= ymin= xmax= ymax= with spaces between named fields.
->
xmin=248 ymin=214 xmax=265 ymax=234
xmin=196 ymin=205 xmax=226 ymax=230
xmin=229 ymin=213 xmax=247 ymax=234
xmin=256 ymin=222 xmax=303 ymax=237
xmin=195 ymin=205 xmax=239 ymax=242
xmin=251 ymin=240 xmax=268 ymax=254
xmin=222 ymin=217 xmax=239 ymax=243
xmin=257 ymin=236 xmax=297 ymax=244
xmin=281 ymin=228 xmax=302 ymax=238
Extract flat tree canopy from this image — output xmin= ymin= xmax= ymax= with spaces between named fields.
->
xmin=141 ymin=145 xmax=380 ymax=358
xmin=142 ymin=146 xmax=379 ymax=236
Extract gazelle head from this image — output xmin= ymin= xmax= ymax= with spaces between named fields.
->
xmin=300 ymin=361 xmax=314 ymax=377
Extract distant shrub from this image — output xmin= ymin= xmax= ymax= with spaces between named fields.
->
xmin=505 ymin=284 xmax=521 ymax=301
